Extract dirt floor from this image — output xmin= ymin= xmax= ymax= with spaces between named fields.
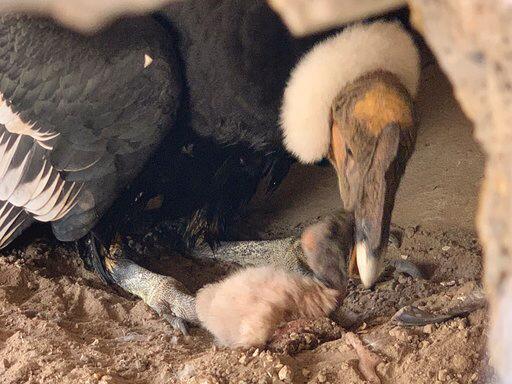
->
xmin=0 ymin=65 xmax=494 ymax=384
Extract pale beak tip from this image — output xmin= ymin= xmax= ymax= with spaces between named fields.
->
xmin=356 ymin=241 xmax=382 ymax=288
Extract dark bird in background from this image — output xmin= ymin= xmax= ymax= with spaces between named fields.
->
xmin=158 ymin=1 xmax=419 ymax=291
xmin=0 ymin=1 xmax=420 ymax=334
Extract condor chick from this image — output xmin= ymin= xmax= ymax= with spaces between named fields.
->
xmin=196 ymin=266 xmax=339 ymax=348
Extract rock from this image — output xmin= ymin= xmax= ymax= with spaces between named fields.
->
xmin=405 ymin=226 xmax=418 ymax=238
xmin=376 ymin=362 xmax=390 ymax=377
xmin=176 ymin=364 xmax=196 ymax=381
xmin=441 ymin=246 xmax=451 ymax=252
xmin=438 ymin=369 xmax=449 ymax=381
xmin=389 ymin=327 xmax=410 ymax=341
xmin=239 ymin=355 xmax=248 ymax=365
xmin=451 ymin=354 xmax=470 ymax=371
xmin=0 ymin=358 xmax=9 ymax=373
xmin=278 ymin=365 xmax=292 ymax=381
xmin=98 ymin=375 xmax=114 ymax=384
xmin=169 ymin=335 xmax=180 ymax=346
xmin=317 ymin=373 xmax=327 ymax=383
xmin=423 ymin=324 xmax=435 ymax=334
xmin=196 ymin=377 xmax=219 ymax=384
xmin=302 ymin=368 xmax=311 ymax=377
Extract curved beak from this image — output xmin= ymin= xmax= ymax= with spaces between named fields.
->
xmin=328 ymin=75 xmax=416 ymax=288
xmin=354 ymin=124 xmax=401 ymax=288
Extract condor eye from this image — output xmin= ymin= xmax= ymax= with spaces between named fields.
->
xmin=345 ymin=145 xmax=353 ymax=158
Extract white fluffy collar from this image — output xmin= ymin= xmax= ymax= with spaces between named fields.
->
xmin=280 ymin=21 xmax=420 ymax=163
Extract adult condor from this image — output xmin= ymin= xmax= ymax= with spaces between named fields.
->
xmin=0 ymin=2 xmax=420 ymax=334
xmin=157 ymin=1 xmax=420 ymax=292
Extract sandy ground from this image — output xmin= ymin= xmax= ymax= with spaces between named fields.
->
xmin=0 ymin=65 xmax=493 ymax=384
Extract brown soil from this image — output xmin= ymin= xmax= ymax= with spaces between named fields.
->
xmin=0 ymin=66 xmax=494 ymax=384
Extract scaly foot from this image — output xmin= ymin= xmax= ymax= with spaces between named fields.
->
xmin=79 ymin=234 xmax=199 ymax=335
xmin=106 ymin=256 xmax=199 ymax=335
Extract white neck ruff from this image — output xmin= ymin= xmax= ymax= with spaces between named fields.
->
xmin=280 ymin=21 xmax=420 ymax=163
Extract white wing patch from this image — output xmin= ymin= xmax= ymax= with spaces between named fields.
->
xmin=0 ymin=94 xmax=84 ymax=247
xmin=0 ymin=94 xmax=59 ymax=150
xmin=144 ymin=54 xmax=153 ymax=68
xmin=0 ymin=201 xmax=30 ymax=248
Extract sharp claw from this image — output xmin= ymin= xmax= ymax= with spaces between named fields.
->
xmin=175 ymin=318 xmax=190 ymax=337
xmin=388 ymin=230 xmax=402 ymax=248
xmin=163 ymin=314 xmax=190 ymax=336
xmin=108 ymin=258 xmax=197 ymax=337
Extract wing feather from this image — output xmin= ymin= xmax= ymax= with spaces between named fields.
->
xmin=0 ymin=15 xmax=181 ymax=246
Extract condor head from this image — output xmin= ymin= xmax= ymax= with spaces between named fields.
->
xmin=281 ymin=22 xmax=420 ymax=288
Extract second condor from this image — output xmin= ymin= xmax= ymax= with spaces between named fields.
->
xmin=163 ymin=1 xmax=420 ymax=290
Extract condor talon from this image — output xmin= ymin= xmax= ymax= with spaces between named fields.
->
xmin=106 ymin=258 xmax=199 ymax=331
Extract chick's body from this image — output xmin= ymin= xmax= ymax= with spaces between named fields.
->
xmin=196 ymin=266 xmax=339 ymax=348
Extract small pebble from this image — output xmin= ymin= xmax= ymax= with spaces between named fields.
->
xmin=317 ymin=373 xmax=327 ymax=383
xmin=176 ymin=364 xmax=196 ymax=381
xmin=278 ymin=365 xmax=292 ymax=381
xmin=438 ymin=369 xmax=449 ymax=381
xmin=405 ymin=226 xmax=418 ymax=238
xmin=442 ymin=246 xmax=451 ymax=252
xmin=0 ymin=359 xmax=10 ymax=372
xmin=302 ymin=368 xmax=310 ymax=377
xmin=239 ymin=355 xmax=248 ymax=365
xmin=451 ymin=354 xmax=470 ymax=371
xmin=98 ymin=375 xmax=113 ymax=384
xmin=423 ymin=324 xmax=435 ymax=334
